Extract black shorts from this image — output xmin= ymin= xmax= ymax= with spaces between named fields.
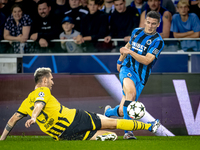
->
xmin=59 ymin=109 xmax=101 ymax=140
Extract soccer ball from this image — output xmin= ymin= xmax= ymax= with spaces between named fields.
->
xmin=127 ymin=101 xmax=146 ymax=120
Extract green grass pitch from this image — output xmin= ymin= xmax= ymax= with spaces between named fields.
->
xmin=1 ymin=136 xmax=200 ymax=150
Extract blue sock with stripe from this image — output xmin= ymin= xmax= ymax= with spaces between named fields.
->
xmin=105 ymin=105 xmax=120 ymax=117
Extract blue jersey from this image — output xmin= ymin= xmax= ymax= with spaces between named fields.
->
xmin=122 ymin=28 xmax=164 ymax=85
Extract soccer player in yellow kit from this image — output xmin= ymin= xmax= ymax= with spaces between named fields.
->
xmin=0 ymin=67 xmax=160 ymax=141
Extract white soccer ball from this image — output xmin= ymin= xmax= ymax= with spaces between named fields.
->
xmin=127 ymin=101 xmax=146 ymax=120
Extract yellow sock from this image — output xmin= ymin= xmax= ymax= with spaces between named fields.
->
xmin=116 ymin=119 xmax=151 ymax=131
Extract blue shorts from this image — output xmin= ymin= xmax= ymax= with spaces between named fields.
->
xmin=119 ymin=66 xmax=144 ymax=101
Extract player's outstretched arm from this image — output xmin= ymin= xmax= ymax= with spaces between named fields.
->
xmin=25 ymin=102 xmax=45 ymax=128
xmin=0 ymin=112 xmax=24 ymax=141
xmin=120 ymin=46 xmax=155 ymax=65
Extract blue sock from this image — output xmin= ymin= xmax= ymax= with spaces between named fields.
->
xmin=105 ymin=105 xmax=120 ymax=117
xmin=123 ymin=100 xmax=132 ymax=133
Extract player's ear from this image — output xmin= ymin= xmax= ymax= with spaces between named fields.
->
xmin=42 ymin=77 xmax=47 ymax=84
xmin=157 ymin=22 xmax=160 ymax=28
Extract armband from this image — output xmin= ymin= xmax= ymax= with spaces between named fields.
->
xmin=117 ymin=60 xmax=123 ymax=65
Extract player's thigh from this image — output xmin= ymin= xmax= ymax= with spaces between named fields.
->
xmin=123 ymin=78 xmax=136 ymax=96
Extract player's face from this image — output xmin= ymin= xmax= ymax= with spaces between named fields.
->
xmin=114 ymin=0 xmax=126 ymax=13
xmin=87 ymin=1 xmax=98 ymax=14
xmin=177 ymin=4 xmax=189 ymax=16
xmin=62 ymin=22 xmax=74 ymax=32
xmin=46 ymin=73 xmax=54 ymax=90
xmin=69 ymin=0 xmax=80 ymax=8
xmin=144 ymin=17 xmax=160 ymax=34
xmin=38 ymin=3 xmax=51 ymax=18
xmin=12 ymin=7 xmax=23 ymax=21
xmin=147 ymin=0 xmax=160 ymax=11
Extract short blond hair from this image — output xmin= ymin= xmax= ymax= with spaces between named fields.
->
xmin=177 ymin=0 xmax=190 ymax=7
xmin=34 ymin=67 xmax=52 ymax=84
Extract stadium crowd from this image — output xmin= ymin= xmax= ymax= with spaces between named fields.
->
xmin=0 ymin=0 xmax=200 ymax=53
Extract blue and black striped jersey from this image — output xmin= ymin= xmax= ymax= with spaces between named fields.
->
xmin=122 ymin=28 xmax=164 ymax=85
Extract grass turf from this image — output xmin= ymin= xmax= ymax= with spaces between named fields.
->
xmin=0 ymin=136 xmax=200 ymax=150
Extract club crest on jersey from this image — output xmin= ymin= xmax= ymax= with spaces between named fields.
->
xmin=127 ymin=73 xmax=132 ymax=77
xmin=146 ymin=39 xmax=152 ymax=45
xmin=132 ymin=42 xmax=147 ymax=52
xmin=38 ymin=92 xmax=45 ymax=97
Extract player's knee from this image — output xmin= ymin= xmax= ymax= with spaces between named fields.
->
xmin=126 ymin=92 xmax=136 ymax=101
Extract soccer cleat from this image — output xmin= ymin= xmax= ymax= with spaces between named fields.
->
xmin=123 ymin=131 xmax=137 ymax=140
xmin=96 ymin=132 xmax=117 ymax=141
xmin=148 ymin=119 xmax=160 ymax=133
xmin=104 ymin=105 xmax=111 ymax=116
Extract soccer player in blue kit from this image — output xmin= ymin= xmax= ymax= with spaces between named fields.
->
xmin=104 ymin=10 xmax=164 ymax=139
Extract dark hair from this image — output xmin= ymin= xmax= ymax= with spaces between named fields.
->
xmin=34 ymin=67 xmax=52 ymax=84
xmin=11 ymin=4 xmax=23 ymax=13
xmin=88 ymin=0 xmax=104 ymax=5
xmin=146 ymin=11 xmax=160 ymax=23
xmin=37 ymin=0 xmax=51 ymax=7
xmin=113 ymin=0 xmax=125 ymax=2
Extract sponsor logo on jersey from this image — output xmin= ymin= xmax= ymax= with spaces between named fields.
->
xmin=132 ymin=42 xmax=147 ymax=52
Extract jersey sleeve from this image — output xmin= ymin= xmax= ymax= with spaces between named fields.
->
xmin=148 ymin=40 xmax=164 ymax=58
xmin=129 ymin=28 xmax=139 ymax=45
xmin=35 ymin=87 xmax=51 ymax=105
xmin=17 ymin=100 xmax=28 ymax=117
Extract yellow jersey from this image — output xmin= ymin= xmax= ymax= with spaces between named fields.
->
xmin=17 ymin=87 xmax=76 ymax=140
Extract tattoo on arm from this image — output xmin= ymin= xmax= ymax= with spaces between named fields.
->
xmin=164 ymin=15 xmax=169 ymax=20
xmin=5 ymin=124 xmax=13 ymax=132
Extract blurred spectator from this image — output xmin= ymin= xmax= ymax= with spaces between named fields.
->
xmin=0 ymin=8 xmax=7 ymax=53
xmin=33 ymin=0 xmax=40 ymax=3
xmin=190 ymin=0 xmax=200 ymax=19
xmin=75 ymin=0 xmax=109 ymax=52
xmin=171 ymin=0 xmax=200 ymax=52
xmin=59 ymin=16 xmax=83 ymax=53
xmin=130 ymin=0 xmax=147 ymax=14
xmin=52 ymin=0 xmax=70 ymax=23
xmin=0 ymin=0 xmax=9 ymax=18
xmin=139 ymin=0 xmax=172 ymax=38
xmin=2 ymin=0 xmax=37 ymax=20
xmin=161 ymin=0 xmax=176 ymax=15
xmin=30 ymin=0 xmax=60 ymax=52
xmin=0 ymin=10 xmax=6 ymax=40
xmin=64 ymin=0 xmax=88 ymax=32
xmin=142 ymin=0 xmax=176 ymax=15
xmin=104 ymin=0 xmax=140 ymax=52
xmin=101 ymin=0 xmax=115 ymax=15
xmin=80 ymin=0 xmax=89 ymax=10
xmin=3 ymin=4 xmax=32 ymax=53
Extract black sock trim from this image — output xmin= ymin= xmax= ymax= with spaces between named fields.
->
xmin=124 ymin=100 xmax=132 ymax=107
xmin=117 ymin=107 xmax=120 ymax=117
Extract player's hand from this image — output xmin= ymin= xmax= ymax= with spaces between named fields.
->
xmin=124 ymin=36 xmax=131 ymax=42
xmin=39 ymin=38 xmax=48 ymax=47
xmin=104 ymin=36 xmax=111 ymax=43
xmin=117 ymin=64 xmax=121 ymax=72
xmin=120 ymin=47 xmax=130 ymax=54
xmin=25 ymin=118 xmax=36 ymax=128
xmin=30 ymin=33 xmax=38 ymax=41
xmin=60 ymin=37 xmax=66 ymax=44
